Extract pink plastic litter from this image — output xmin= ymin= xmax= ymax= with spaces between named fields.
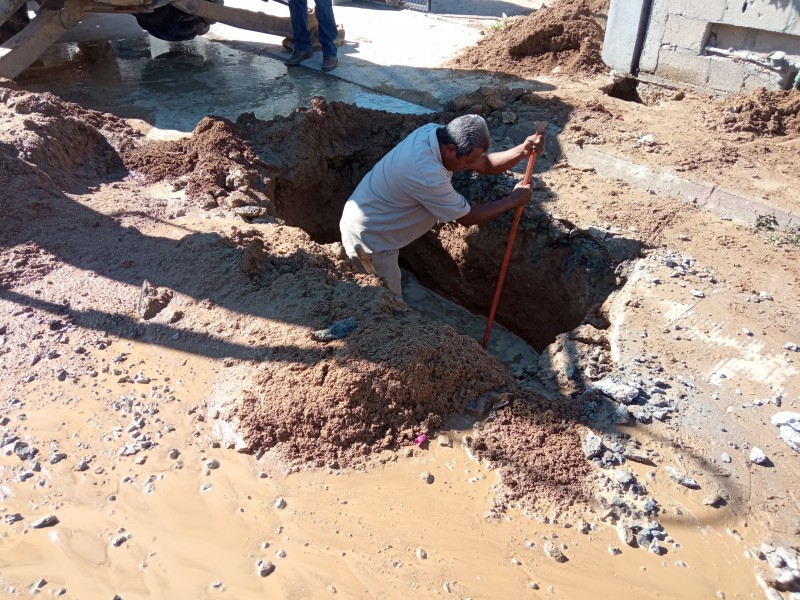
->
xmin=415 ymin=434 xmax=427 ymax=446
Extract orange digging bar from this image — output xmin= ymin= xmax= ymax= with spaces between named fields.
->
xmin=482 ymin=122 xmax=547 ymax=349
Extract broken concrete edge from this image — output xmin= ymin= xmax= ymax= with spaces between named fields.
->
xmin=562 ymin=142 xmax=798 ymax=229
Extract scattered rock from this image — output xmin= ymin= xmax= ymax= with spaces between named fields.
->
xmin=29 ymin=514 xmax=59 ymax=529
xmin=256 ymin=559 xmax=275 ymax=576
xmin=543 ymin=540 xmax=567 ymax=563
xmin=749 ymin=447 xmax=768 ymax=465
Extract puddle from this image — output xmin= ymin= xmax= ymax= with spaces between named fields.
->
xmin=0 ymin=341 xmax=763 ymax=599
xmin=16 ymin=36 xmax=431 ymax=135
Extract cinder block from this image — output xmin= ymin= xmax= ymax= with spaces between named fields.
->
xmin=741 ymin=68 xmax=784 ymax=92
xmin=721 ymin=0 xmax=795 ymax=34
xmin=705 ymin=56 xmax=751 ymax=93
xmin=788 ymin=12 xmax=800 ymax=36
xmin=653 ymin=48 xmax=711 ymax=86
xmin=639 ymin=0 xmax=671 ymax=72
xmin=663 ymin=14 xmax=711 ymax=52
xmin=668 ymin=0 xmax=725 ymax=21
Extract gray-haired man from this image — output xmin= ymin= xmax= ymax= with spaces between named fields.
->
xmin=339 ymin=114 xmax=545 ymax=300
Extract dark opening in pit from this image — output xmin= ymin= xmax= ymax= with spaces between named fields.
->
xmin=241 ymin=104 xmax=642 ymax=353
xmin=605 ymin=77 xmax=643 ymax=104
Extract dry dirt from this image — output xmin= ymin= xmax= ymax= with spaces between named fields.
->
xmin=1 ymin=0 xmax=800 ymax=597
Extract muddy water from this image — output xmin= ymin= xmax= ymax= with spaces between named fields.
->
xmin=0 ymin=305 xmax=766 ymax=599
xmin=16 ymin=36 xmax=430 ymax=136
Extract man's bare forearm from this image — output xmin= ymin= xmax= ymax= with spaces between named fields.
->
xmin=456 ymin=187 xmax=530 ymax=227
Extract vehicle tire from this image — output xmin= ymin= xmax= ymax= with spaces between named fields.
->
xmin=134 ymin=4 xmax=213 ymax=42
xmin=0 ymin=4 xmax=30 ymax=44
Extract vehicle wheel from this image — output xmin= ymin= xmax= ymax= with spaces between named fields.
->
xmin=0 ymin=4 xmax=30 ymax=44
xmin=134 ymin=4 xmax=213 ymax=42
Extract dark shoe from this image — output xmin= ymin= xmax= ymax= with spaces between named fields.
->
xmin=321 ymin=55 xmax=338 ymax=72
xmin=285 ymin=50 xmax=312 ymax=66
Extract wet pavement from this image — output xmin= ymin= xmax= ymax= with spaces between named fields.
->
xmin=17 ymin=35 xmax=430 ymax=136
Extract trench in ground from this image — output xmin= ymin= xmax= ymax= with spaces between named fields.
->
xmin=267 ymin=128 xmax=643 ymax=355
xmin=15 ymin=34 xmax=642 ymax=357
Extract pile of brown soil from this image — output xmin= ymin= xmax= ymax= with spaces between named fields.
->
xmin=719 ymin=88 xmax=800 ymax=137
xmin=470 ymin=397 xmax=592 ymax=516
xmin=448 ymin=1 xmax=607 ymax=78
xmin=123 ymin=117 xmax=271 ymax=212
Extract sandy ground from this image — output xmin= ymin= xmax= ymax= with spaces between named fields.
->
xmin=1 ymin=0 xmax=800 ymax=598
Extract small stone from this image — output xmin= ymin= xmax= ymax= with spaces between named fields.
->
xmin=749 ymin=447 xmax=768 ymax=465
xmin=29 ymin=514 xmax=58 ymax=529
xmin=276 ymin=548 xmax=287 ymax=559
xmin=691 ymin=289 xmax=705 ymax=298
xmin=206 ymin=459 xmax=220 ymax=470
xmin=274 ymin=497 xmax=287 ymax=510
xmin=256 ymin=559 xmax=275 ymax=577
xmin=327 ymin=584 xmax=337 ymax=594
xmin=168 ymin=448 xmax=180 ymax=459
xmin=437 ymin=434 xmax=453 ymax=448
xmin=543 ymin=540 xmax=567 ymax=562
xmin=416 ymin=547 xmax=427 ymax=560
xmin=785 ymin=343 xmax=799 ymax=352
xmin=608 ymin=546 xmax=622 ymax=555
xmin=112 ymin=535 xmax=128 ymax=547
xmin=420 ymin=471 xmax=434 ymax=484
xmin=721 ymin=452 xmax=732 ymax=463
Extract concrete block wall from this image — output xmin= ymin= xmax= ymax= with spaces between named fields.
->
xmin=604 ymin=0 xmax=800 ymax=95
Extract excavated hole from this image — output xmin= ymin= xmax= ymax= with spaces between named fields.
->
xmin=270 ymin=144 xmax=642 ymax=353
xmin=605 ymin=77 xmax=643 ymax=104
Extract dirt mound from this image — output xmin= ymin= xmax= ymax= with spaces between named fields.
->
xmin=0 ymin=84 xmax=138 ymax=249
xmin=719 ymin=88 xmax=800 ymax=137
xmin=470 ymin=398 xmax=592 ymax=515
xmin=200 ymin=225 xmax=591 ymax=512
xmin=0 ymin=84 xmax=138 ymax=192
xmin=448 ymin=1 xmax=606 ymax=78
xmin=123 ymin=117 xmax=272 ymax=212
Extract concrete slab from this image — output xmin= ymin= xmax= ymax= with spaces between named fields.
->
xmin=562 ymin=143 xmax=799 ymax=228
xmin=211 ymin=0 xmax=550 ymax=108
xmin=662 ymin=14 xmax=709 ymax=52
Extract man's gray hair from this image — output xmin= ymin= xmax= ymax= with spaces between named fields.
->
xmin=445 ymin=114 xmax=491 ymax=157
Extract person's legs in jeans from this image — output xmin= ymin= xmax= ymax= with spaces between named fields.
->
xmin=288 ymin=0 xmax=312 ymax=54
xmin=313 ymin=0 xmax=337 ymax=58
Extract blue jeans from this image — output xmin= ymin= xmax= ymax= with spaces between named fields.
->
xmin=289 ymin=0 xmax=338 ymax=58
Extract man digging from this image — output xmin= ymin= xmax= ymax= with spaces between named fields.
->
xmin=339 ymin=114 xmax=545 ymax=300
